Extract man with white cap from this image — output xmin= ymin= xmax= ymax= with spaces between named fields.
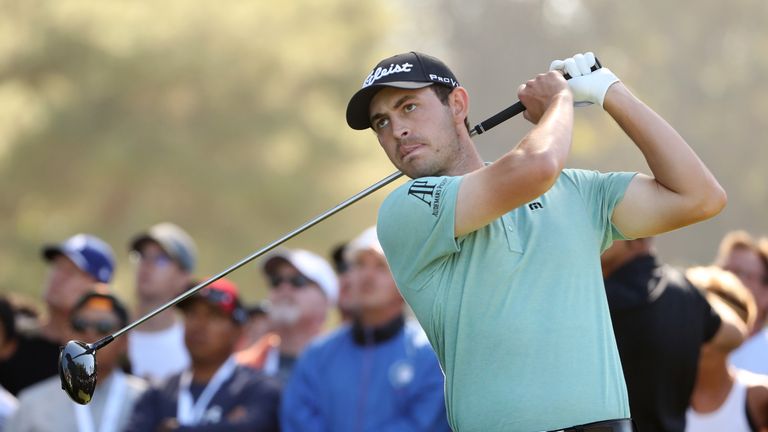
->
xmin=281 ymin=226 xmax=450 ymax=432
xmin=127 ymin=222 xmax=197 ymax=382
xmin=236 ymin=248 xmax=337 ymax=384
xmin=0 ymin=234 xmax=115 ymax=395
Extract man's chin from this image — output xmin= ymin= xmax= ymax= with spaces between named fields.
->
xmin=402 ymin=164 xmax=440 ymax=179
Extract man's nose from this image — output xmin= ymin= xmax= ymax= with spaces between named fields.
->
xmin=392 ymin=118 xmax=410 ymax=139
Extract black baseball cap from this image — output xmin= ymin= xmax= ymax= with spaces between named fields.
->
xmin=346 ymin=52 xmax=461 ymax=130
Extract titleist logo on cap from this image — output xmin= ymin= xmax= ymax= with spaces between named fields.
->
xmin=362 ymin=62 xmax=414 ymax=87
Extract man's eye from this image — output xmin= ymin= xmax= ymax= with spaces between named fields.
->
xmin=375 ymin=118 xmax=389 ymax=130
xmin=404 ymin=103 xmax=416 ymax=113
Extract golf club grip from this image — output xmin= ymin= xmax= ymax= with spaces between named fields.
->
xmin=470 ymin=101 xmax=525 ymax=136
xmin=471 ymin=57 xmax=602 ymax=137
xmin=562 ymin=58 xmax=602 ymax=80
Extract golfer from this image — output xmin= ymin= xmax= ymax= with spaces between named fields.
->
xmin=345 ymin=51 xmax=726 ymax=431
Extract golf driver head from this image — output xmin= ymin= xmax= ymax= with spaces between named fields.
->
xmin=59 ymin=340 xmax=98 ymax=405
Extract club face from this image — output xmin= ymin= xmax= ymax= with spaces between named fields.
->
xmin=58 ymin=340 xmax=97 ymax=405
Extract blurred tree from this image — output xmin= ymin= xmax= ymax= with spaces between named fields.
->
xmin=0 ymin=0 xmax=408 ymax=305
xmin=3 ymin=0 xmax=766 ymax=310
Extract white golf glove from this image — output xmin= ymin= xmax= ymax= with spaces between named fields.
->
xmin=549 ymin=52 xmax=619 ymax=107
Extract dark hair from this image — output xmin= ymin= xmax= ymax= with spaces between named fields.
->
xmin=0 ymin=296 xmax=17 ymax=342
xmin=430 ymin=86 xmax=470 ymax=133
xmin=330 ymin=243 xmax=349 ymax=274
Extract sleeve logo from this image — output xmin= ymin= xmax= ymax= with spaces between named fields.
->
xmin=407 ymin=178 xmax=448 ymax=217
xmin=407 ymin=180 xmax=435 ymax=206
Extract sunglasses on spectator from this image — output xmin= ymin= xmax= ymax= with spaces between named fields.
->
xmin=71 ymin=317 xmax=120 ymax=335
xmin=129 ymin=251 xmax=173 ymax=267
xmin=268 ymin=274 xmax=312 ymax=289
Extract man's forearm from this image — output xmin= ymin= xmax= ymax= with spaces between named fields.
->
xmin=518 ymin=91 xmax=574 ymax=170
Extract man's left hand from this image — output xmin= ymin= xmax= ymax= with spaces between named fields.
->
xmin=549 ymin=52 xmax=619 ymax=107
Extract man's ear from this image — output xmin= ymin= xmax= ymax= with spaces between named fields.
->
xmin=448 ymin=87 xmax=469 ymax=123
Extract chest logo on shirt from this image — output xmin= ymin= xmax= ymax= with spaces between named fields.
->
xmin=389 ymin=360 xmax=415 ymax=388
xmin=407 ymin=178 xmax=448 ymax=216
xmin=528 ymin=201 xmax=543 ymax=211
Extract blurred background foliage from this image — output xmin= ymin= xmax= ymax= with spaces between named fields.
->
xmin=1 ymin=0 xmax=766 ymax=310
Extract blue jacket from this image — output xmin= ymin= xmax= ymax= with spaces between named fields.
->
xmin=281 ymin=315 xmax=450 ymax=432
xmin=124 ymin=364 xmax=280 ymax=432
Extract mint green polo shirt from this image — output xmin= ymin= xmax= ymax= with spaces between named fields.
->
xmin=377 ymin=168 xmax=636 ymax=432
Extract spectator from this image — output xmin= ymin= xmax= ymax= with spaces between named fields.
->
xmin=686 ymin=266 xmax=768 ymax=431
xmin=236 ymin=301 xmax=272 ymax=352
xmin=714 ymin=231 xmax=768 ymax=374
xmin=602 ymin=238 xmax=727 ymax=432
xmin=6 ymin=290 xmax=147 ymax=432
xmin=0 ymin=297 xmax=19 ymax=430
xmin=128 ymin=222 xmax=196 ymax=382
xmin=124 ymin=278 xmax=280 ymax=432
xmin=0 ymin=234 xmax=115 ymax=395
xmin=281 ymin=226 xmax=450 ymax=431
xmin=330 ymin=242 xmax=356 ymax=323
xmin=236 ymin=249 xmax=337 ymax=384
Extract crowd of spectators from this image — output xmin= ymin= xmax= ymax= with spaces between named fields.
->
xmin=0 ymin=225 xmax=766 ymax=431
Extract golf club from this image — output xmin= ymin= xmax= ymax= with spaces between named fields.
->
xmin=59 ymin=60 xmax=601 ymax=404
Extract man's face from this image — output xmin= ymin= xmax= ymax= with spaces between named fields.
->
xmin=722 ymin=248 xmax=768 ymax=327
xmin=183 ymin=300 xmax=241 ymax=364
xmin=369 ymin=86 xmax=461 ymax=179
xmin=347 ymin=249 xmax=402 ymax=314
xmin=70 ymin=306 xmax=126 ymax=375
xmin=134 ymin=241 xmax=189 ymax=303
xmin=44 ymin=255 xmax=96 ymax=312
xmin=266 ymin=262 xmax=328 ymax=327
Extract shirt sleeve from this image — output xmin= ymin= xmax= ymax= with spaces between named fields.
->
xmin=376 ymin=176 xmax=462 ymax=296
xmin=699 ymin=291 xmax=723 ymax=343
xmin=122 ymin=386 xmax=163 ymax=432
xmin=563 ymin=169 xmax=637 ymax=252
xmin=4 ymin=391 xmax=29 ymax=432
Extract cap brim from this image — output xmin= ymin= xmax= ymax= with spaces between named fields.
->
xmin=129 ymin=233 xmax=156 ymax=253
xmin=346 ymin=81 xmax=434 ymax=130
xmin=42 ymin=246 xmax=90 ymax=278
xmin=130 ymin=233 xmax=181 ymax=268
xmin=262 ymin=254 xmax=290 ymax=275
xmin=176 ymin=294 xmax=203 ymax=311
xmin=42 ymin=245 xmax=62 ymax=262
xmin=176 ymin=294 xmax=245 ymax=324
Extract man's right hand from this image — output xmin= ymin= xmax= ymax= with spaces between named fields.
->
xmin=517 ymin=71 xmax=571 ymax=124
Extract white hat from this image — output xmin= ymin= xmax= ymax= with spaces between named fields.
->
xmin=263 ymin=249 xmax=339 ymax=304
xmin=344 ymin=226 xmax=386 ymax=265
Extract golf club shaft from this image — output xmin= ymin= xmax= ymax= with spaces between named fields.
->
xmin=100 ymin=170 xmax=404 ymax=344
xmin=90 ymin=98 xmax=529 ymax=350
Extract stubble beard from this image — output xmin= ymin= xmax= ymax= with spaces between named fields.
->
xmin=400 ymin=133 xmax=462 ymax=179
